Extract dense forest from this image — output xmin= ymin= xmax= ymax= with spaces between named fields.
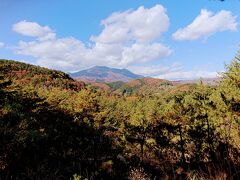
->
xmin=0 ymin=52 xmax=240 ymax=179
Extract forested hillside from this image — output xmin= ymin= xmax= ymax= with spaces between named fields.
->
xmin=0 ymin=60 xmax=85 ymax=91
xmin=0 ymin=53 xmax=240 ymax=179
xmin=85 ymin=77 xmax=198 ymax=97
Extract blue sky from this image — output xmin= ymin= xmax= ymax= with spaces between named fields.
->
xmin=0 ymin=0 xmax=240 ymax=80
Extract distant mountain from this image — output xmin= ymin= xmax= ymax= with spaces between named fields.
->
xmin=172 ymin=77 xmax=221 ymax=86
xmin=69 ymin=66 xmax=143 ymax=82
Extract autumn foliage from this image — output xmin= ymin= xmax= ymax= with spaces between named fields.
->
xmin=0 ymin=55 xmax=240 ymax=179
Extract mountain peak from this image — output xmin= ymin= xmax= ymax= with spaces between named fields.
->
xmin=69 ymin=66 xmax=143 ymax=82
xmin=92 ymin=65 xmax=110 ymax=69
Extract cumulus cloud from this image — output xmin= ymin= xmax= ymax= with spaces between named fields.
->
xmin=15 ymin=38 xmax=90 ymax=71
xmin=91 ymin=4 xmax=169 ymax=43
xmin=12 ymin=20 xmax=56 ymax=41
xmin=0 ymin=42 xmax=4 ymax=48
xmin=121 ymin=43 xmax=171 ymax=66
xmin=173 ymin=9 xmax=238 ymax=41
xmin=13 ymin=5 xmax=172 ymax=71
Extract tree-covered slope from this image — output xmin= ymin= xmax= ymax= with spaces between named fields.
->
xmin=0 ymin=59 xmax=85 ymax=91
xmin=107 ymin=77 xmax=174 ymax=96
xmin=85 ymin=77 xmax=199 ymax=96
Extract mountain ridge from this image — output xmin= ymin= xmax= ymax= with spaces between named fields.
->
xmin=69 ymin=66 xmax=143 ymax=82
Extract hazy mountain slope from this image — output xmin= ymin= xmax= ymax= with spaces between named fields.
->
xmin=172 ymin=78 xmax=220 ymax=86
xmin=70 ymin=66 xmax=143 ymax=82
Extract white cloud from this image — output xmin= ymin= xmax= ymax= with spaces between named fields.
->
xmin=173 ymin=9 xmax=238 ymax=41
xmin=91 ymin=4 xmax=169 ymax=43
xmin=129 ymin=64 xmax=218 ymax=80
xmin=12 ymin=20 xmax=56 ymax=41
xmin=15 ymin=38 xmax=89 ymax=71
xmin=155 ymin=70 xmax=218 ymax=80
xmin=15 ymin=38 xmax=171 ymax=71
xmin=0 ymin=42 xmax=4 ymax=48
xmin=13 ymin=4 xmax=172 ymax=72
xmin=121 ymin=43 xmax=171 ymax=66
xmin=128 ymin=64 xmax=181 ymax=76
